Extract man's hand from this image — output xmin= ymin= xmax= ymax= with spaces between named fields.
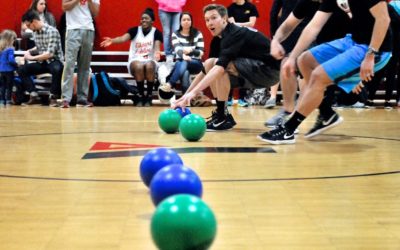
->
xmin=182 ymin=54 xmax=191 ymax=61
xmin=281 ymin=57 xmax=297 ymax=79
xmin=352 ymin=82 xmax=365 ymax=94
xmin=360 ymin=55 xmax=375 ymax=82
xmin=171 ymin=92 xmax=196 ymax=110
xmin=270 ymin=39 xmax=286 ymax=60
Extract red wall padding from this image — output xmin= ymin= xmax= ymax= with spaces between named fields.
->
xmin=1 ymin=0 xmax=273 ymax=58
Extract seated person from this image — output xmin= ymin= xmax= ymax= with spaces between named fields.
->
xmin=160 ymin=12 xmax=204 ymax=94
xmin=18 ymin=10 xmax=64 ymax=106
xmin=100 ymin=8 xmax=163 ymax=107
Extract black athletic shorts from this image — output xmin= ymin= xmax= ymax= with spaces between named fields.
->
xmin=229 ymin=57 xmax=280 ymax=89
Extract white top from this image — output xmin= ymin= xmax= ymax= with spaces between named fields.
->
xmin=128 ymin=27 xmax=157 ymax=63
xmin=66 ymin=0 xmax=100 ymax=30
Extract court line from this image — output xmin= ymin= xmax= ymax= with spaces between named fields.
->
xmin=0 ymin=170 xmax=399 ymax=183
xmin=0 ymin=131 xmax=399 ymax=142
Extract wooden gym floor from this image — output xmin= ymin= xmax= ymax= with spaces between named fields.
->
xmin=0 ymin=105 xmax=399 ymax=249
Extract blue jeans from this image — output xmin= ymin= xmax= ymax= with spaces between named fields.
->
xmin=169 ymin=59 xmax=203 ymax=93
xmin=158 ymin=10 xmax=181 ymax=56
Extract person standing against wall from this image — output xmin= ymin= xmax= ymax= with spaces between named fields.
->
xmin=226 ymin=0 xmax=259 ymax=107
xmin=156 ymin=0 xmax=187 ymax=61
xmin=61 ymin=0 xmax=100 ymax=108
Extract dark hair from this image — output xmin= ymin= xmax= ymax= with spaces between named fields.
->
xmin=22 ymin=10 xmax=40 ymax=23
xmin=29 ymin=0 xmax=48 ymax=13
xmin=178 ymin=12 xmax=198 ymax=44
xmin=203 ymin=4 xmax=228 ymax=17
xmin=142 ymin=8 xmax=155 ymax=21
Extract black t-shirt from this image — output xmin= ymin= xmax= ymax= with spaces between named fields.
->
xmin=216 ymin=23 xmax=279 ymax=69
xmin=227 ymin=2 xmax=259 ymax=23
xmin=293 ymin=0 xmax=351 ymax=44
xmin=209 ymin=37 xmax=221 ymax=58
xmin=320 ymin=0 xmax=391 ymax=51
xmin=127 ymin=27 xmax=163 ymax=42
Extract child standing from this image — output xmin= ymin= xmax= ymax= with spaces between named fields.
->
xmin=0 ymin=30 xmax=18 ymax=106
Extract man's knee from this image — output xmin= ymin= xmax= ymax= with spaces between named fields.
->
xmin=298 ymin=51 xmax=317 ymax=71
xmin=309 ymin=68 xmax=331 ymax=91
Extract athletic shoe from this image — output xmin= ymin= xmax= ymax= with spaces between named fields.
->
xmin=61 ymin=100 xmax=70 ymax=108
xmin=264 ymin=97 xmax=276 ymax=109
xmin=206 ymin=110 xmax=236 ymax=131
xmin=304 ymin=112 xmax=344 ymax=139
xmin=144 ymin=97 xmax=152 ymax=107
xmin=264 ymin=108 xmax=290 ymax=128
xmin=206 ymin=115 xmax=235 ymax=131
xmin=384 ymin=101 xmax=393 ymax=110
xmin=76 ymin=100 xmax=94 ymax=107
xmin=257 ymin=125 xmax=295 ymax=144
xmin=351 ymin=101 xmax=365 ymax=108
xmin=238 ymin=99 xmax=249 ymax=107
xmin=49 ymin=98 xmax=58 ymax=107
xmin=227 ymin=98 xmax=234 ymax=106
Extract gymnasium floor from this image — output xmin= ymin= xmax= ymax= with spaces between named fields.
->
xmin=0 ymin=105 xmax=399 ymax=249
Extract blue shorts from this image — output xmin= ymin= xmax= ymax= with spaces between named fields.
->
xmin=310 ymin=34 xmax=391 ymax=93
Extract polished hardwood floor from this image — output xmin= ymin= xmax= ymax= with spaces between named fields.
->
xmin=0 ymin=104 xmax=399 ymax=249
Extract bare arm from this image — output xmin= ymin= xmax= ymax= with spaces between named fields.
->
xmin=62 ymin=0 xmax=79 ymax=11
xmin=87 ymin=0 xmax=100 ymax=17
xmin=154 ymin=40 xmax=161 ymax=61
xmin=100 ymin=33 xmax=131 ymax=47
xmin=360 ymin=1 xmax=391 ymax=82
xmin=288 ymin=11 xmax=331 ymax=60
xmin=270 ymin=13 xmax=303 ymax=59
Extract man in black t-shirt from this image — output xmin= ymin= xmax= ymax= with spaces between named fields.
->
xmin=259 ymin=0 xmax=392 ymax=145
xmin=266 ymin=0 xmax=351 ymax=130
xmin=172 ymin=4 xmax=280 ymax=131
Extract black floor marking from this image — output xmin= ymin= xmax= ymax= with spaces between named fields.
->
xmin=0 ymin=170 xmax=399 ymax=183
xmin=82 ymin=147 xmax=276 ymax=159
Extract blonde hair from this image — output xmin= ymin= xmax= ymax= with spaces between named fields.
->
xmin=0 ymin=29 xmax=17 ymax=52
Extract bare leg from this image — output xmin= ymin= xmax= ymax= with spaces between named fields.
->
xmin=296 ymin=66 xmax=333 ymax=117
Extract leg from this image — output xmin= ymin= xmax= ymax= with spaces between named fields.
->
xmin=264 ymin=82 xmax=279 ymax=108
xmin=62 ymin=29 xmax=81 ymax=103
xmin=144 ymin=61 xmax=157 ymax=106
xmin=76 ymin=30 xmax=94 ymax=103
xmin=47 ymin=60 xmax=64 ymax=99
xmin=4 ymin=72 xmax=14 ymax=104
xmin=158 ymin=10 xmax=173 ymax=56
xmin=168 ymin=60 xmax=188 ymax=87
xmin=130 ymin=61 xmax=145 ymax=106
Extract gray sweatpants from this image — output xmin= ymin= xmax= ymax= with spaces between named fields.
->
xmin=62 ymin=29 xmax=94 ymax=102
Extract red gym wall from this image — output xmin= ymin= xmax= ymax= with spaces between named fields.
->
xmin=0 ymin=0 xmax=273 ymax=57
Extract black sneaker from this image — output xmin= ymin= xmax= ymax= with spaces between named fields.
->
xmin=304 ymin=112 xmax=343 ymax=139
xmin=257 ymin=125 xmax=295 ymax=144
xmin=206 ymin=115 xmax=235 ymax=131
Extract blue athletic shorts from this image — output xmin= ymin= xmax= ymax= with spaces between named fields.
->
xmin=310 ymin=34 xmax=391 ymax=93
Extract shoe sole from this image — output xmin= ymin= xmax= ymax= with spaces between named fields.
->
xmin=206 ymin=128 xmax=233 ymax=132
xmin=257 ymin=135 xmax=295 ymax=145
xmin=304 ymin=116 xmax=344 ymax=139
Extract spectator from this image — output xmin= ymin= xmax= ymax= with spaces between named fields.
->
xmin=61 ymin=0 xmax=100 ymax=108
xmin=160 ymin=12 xmax=204 ymax=95
xmin=18 ymin=10 xmax=64 ymax=106
xmin=227 ymin=0 xmax=259 ymax=107
xmin=0 ymin=30 xmax=18 ymax=107
xmin=156 ymin=0 xmax=187 ymax=60
xmin=100 ymin=8 xmax=163 ymax=107
xmin=21 ymin=0 xmax=57 ymax=50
